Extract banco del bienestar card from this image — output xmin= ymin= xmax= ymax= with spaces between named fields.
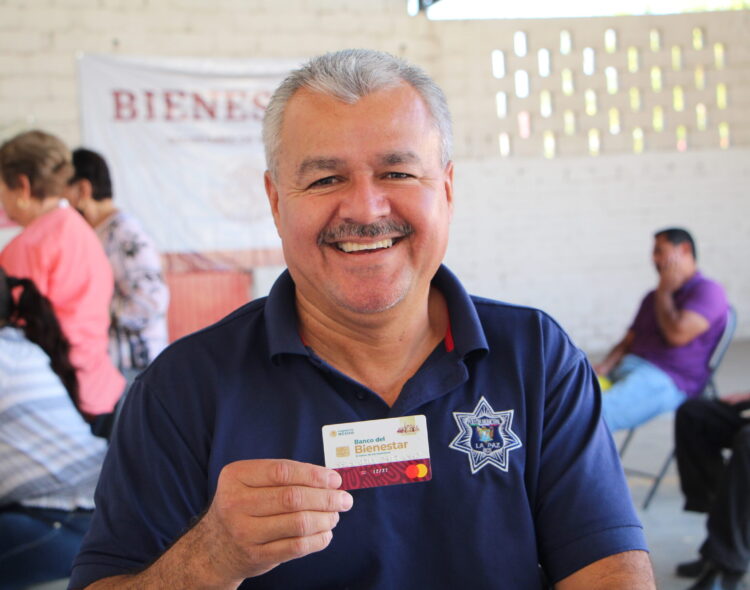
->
xmin=322 ymin=415 xmax=431 ymax=490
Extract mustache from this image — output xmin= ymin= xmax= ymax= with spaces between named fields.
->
xmin=317 ymin=220 xmax=414 ymax=246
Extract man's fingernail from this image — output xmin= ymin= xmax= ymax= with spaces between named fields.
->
xmin=339 ymin=492 xmax=353 ymax=511
xmin=327 ymin=470 xmax=342 ymax=488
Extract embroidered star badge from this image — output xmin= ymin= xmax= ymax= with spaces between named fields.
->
xmin=449 ymin=396 xmax=522 ymax=474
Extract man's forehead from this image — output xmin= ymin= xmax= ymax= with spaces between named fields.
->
xmin=280 ymin=83 xmax=429 ymax=130
xmin=295 ymin=151 xmax=421 ymax=176
xmin=274 ymin=84 xmax=442 ymax=178
xmin=654 ymin=236 xmax=678 ymax=250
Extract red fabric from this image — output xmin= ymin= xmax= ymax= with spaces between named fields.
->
xmin=444 ymin=321 xmax=454 ymax=352
xmin=165 ymin=270 xmax=252 ymax=342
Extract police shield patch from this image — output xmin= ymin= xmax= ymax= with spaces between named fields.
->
xmin=449 ymin=396 xmax=522 ymax=474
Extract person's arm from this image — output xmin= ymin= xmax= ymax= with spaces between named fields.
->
xmin=111 ymin=268 xmax=168 ymax=333
xmin=721 ymin=391 xmax=750 ymax=405
xmin=555 ymin=551 xmax=655 ymax=589
xmin=109 ymin=222 xmax=169 ymax=332
xmin=593 ymin=330 xmax=634 ymax=376
xmin=81 ymin=459 xmax=353 ymax=590
xmin=653 ymin=258 xmax=709 ymax=347
xmin=535 ymin=331 xmax=649 ymax=585
xmin=653 ymin=289 xmax=709 ymax=347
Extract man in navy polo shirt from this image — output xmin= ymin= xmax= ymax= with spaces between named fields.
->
xmin=71 ymin=49 xmax=655 ymax=589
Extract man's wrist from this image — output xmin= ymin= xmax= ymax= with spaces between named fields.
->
xmin=655 ymin=283 xmax=674 ymax=297
xmin=179 ymin=514 xmax=246 ymax=589
xmin=134 ymin=515 xmax=243 ymax=590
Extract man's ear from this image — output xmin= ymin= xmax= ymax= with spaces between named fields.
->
xmin=677 ymin=241 xmax=692 ymax=259
xmin=444 ymin=161 xmax=454 ymax=219
xmin=264 ymin=171 xmax=281 ymax=234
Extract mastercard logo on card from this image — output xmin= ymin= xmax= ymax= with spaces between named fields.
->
xmin=405 ymin=463 xmax=429 ymax=479
xmin=322 ymin=415 xmax=432 ymax=490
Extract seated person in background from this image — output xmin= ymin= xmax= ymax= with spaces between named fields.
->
xmin=594 ymin=228 xmax=729 ymax=432
xmin=674 ymin=393 xmax=750 ymax=590
xmin=0 ymin=130 xmax=125 ymax=428
xmin=0 ymin=268 xmax=107 ymax=588
xmin=65 ymin=148 xmax=169 ymax=382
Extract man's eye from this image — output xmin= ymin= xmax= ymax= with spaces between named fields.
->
xmin=309 ymin=176 xmax=338 ymax=188
xmin=384 ymin=172 xmax=412 ymax=179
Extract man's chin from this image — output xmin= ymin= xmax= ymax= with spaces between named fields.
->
xmin=336 ymin=293 xmax=404 ymax=315
xmin=328 ymin=283 xmax=409 ymax=315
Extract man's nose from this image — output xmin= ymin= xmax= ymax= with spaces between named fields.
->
xmin=337 ymin=177 xmax=390 ymax=224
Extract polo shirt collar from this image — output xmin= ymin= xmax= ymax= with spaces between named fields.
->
xmin=265 ymin=265 xmax=489 ymax=362
xmin=265 ymin=270 xmax=308 ymax=360
xmin=431 ymin=265 xmax=489 ymax=359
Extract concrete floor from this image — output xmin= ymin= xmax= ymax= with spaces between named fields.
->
xmin=611 ymin=338 xmax=750 ymax=590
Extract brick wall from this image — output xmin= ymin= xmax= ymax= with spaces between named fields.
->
xmin=1 ymin=0 xmax=748 ymax=352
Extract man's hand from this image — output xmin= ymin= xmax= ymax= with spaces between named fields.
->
xmin=592 ymin=363 xmax=606 ymax=376
xmin=84 ymin=459 xmax=354 ymax=589
xmin=594 ymin=332 xmax=635 ymax=378
xmin=722 ymin=391 xmax=750 ymax=405
xmin=653 ymin=254 xmax=708 ymax=347
xmin=196 ymin=459 xmax=353 ymax=585
xmin=657 ymin=253 xmax=685 ymax=295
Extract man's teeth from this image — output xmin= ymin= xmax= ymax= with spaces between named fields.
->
xmin=337 ymin=239 xmax=394 ymax=253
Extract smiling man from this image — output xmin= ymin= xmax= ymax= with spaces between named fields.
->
xmin=71 ymin=49 xmax=654 ymax=589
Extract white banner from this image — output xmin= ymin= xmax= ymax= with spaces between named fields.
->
xmin=78 ymin=54 xmax=297 ymax=256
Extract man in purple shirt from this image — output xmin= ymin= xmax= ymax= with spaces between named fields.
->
xmin=595 ymin=228 xmax=729 ymax=432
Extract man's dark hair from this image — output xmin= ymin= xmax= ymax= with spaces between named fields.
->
xmin=70 ymin=148 xmax=113 ymax=201
xmin=655 ymin=227 xmax=697 ymax=260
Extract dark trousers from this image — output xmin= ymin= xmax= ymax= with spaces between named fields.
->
xmin=0 ymin=506 xmax=93 ymax=589
xmin=675 ymin=397 xmax=750 ymax=572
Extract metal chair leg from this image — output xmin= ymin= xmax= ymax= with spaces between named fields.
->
xmin=641 ymin=449 xmax=675 ymax=509
xmin=618 ymin=428 xmax=636 ymax=456
xmin=620 ymin=427 xmax=675 ymax=510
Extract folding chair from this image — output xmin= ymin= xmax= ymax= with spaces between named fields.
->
xmin=618 ymin=305 xmax=737 ymax=509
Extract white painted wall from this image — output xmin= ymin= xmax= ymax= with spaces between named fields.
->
xmin=1 ymin=0 xmax=748 ymax=353
xmin=446 ymin=149 xmax=750 ymax=352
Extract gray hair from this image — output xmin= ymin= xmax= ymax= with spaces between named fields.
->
xmin=262 ymin=49 xmax=452 ymax=177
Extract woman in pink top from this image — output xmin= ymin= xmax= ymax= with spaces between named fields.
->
xmin=0 ymin=130 xmax=124 ymax=422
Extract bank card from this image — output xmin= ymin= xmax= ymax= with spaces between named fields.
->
xmin=322 ymin=415 xmax=431 ymax=490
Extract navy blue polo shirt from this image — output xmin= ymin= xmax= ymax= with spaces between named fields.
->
xmin=70 ymin=265 xmax=646 ymax=589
